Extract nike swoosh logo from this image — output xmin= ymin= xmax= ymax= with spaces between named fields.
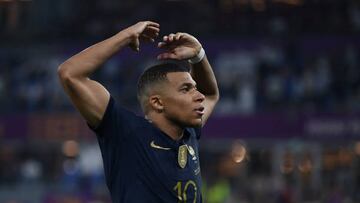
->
xmin=150 ymin=141 xmax=171 ymax=150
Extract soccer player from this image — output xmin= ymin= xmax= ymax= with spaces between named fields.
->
xmin=58 ymin=21 xmax=219 ymax=203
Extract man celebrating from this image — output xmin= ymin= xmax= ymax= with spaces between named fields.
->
xmin=58 ymin=21 xmax=219 ymax=203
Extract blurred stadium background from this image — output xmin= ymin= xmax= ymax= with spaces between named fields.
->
xmin=1 ymin=0 xmax=360 ymax=202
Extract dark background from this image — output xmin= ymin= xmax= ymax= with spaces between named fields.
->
xmin=1 ymin=0 xmax=360 ymax=202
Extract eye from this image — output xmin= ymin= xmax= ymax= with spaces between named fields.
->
xmin=180 ymin=84 xmax=196 ymax=93
xmin=180 ymin=87 xmax=190 ymax=93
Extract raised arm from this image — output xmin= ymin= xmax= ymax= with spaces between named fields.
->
xmin=157 ymin=33 xmax=219 ymax=126
xmin=58 ymin=21 xmax=160 ymax=128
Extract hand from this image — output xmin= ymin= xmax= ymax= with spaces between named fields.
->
xmin=157 ymin=33 xmax=202 ymax=60
xmin=122 ymin=21 xmax=160 ymax=52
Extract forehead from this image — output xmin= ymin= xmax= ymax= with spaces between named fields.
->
xmin=166 ymin=72 xmax=195 ymax=87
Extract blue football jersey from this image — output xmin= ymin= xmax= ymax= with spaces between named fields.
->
xmin=90 ymin=97 xmax=203 ymax=203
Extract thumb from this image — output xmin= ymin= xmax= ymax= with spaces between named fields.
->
xmin=130 ymin=38 xmax=140 ymax=52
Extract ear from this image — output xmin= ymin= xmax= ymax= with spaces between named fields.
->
xmin=149 ymin=95 xmax=164 ymax=112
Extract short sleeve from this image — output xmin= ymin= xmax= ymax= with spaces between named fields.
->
xmin=88 ymin=96 xmax=142 ymax=143
xmin=87 ymin=96 xmax=144 ymax=187
xmin=90 ymin=96 xmax=115 ymax=134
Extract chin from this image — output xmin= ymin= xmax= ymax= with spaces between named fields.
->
xmin=188 ymin=119 xmax=202 ymax=128
xmin=177 ymin=117 xmax=202 ymax=128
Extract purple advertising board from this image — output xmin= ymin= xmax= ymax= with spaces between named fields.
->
xmin=203 ymin=113 xmax=360 ymax=139
xmin=1 ymin=113 xmax=359 ymax=140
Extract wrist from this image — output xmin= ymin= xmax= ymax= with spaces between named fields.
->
xmin=118 ymin=29 xmax=136 ymax=43
xmin=188 ymin=48 xmax=205 ymax=64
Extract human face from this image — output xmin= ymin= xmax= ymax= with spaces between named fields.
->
xmin=161 ymin=72 xmax=205 ymax=127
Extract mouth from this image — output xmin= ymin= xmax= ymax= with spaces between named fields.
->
xmin=194 ymin=106 xmax=205 ymax=116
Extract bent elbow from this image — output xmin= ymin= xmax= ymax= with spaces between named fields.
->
xmin=57 ymin=61 xmax=78 ymax=82
xmin=57 ymin=64 xmax=68 ymax=81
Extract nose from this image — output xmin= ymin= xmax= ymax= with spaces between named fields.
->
xmin=194 ymin=90 xmax=205 ymax=102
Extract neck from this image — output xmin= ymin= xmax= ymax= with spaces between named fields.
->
xmin=146 ymin=113 xmax=184 ymax=141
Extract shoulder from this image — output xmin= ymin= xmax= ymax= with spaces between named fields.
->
xmin=92 ymin=96 xmax=148 ymax=134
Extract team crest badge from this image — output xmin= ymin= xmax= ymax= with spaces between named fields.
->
xmin=178 ymin=145 xmax=188 ymax=168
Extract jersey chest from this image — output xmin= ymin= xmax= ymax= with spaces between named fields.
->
xmin=134 ymin=128 xmax=202 ymax=202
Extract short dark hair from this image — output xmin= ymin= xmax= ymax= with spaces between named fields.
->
xmin=137 ymin=62 xmax=190 ymax=113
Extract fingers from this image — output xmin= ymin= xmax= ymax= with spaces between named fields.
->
xmin=157 ymin=41 xmax=167 ymax=48
xmin=167 ymin=33 xmax=176 ymax=42
xmin=157 ymin=32 xmax=185 ymax=50
xmin=140 ymin=34 xmax=155 ymax=43
xmin=143 ymin=26 xmax=159 ymax=38
xmin=129 ymin=38 xmax=140 ymax=52
xmin=140 ymin=23 xmax=160 ymax=43
xmin=157 ymin=52 xmax=178 ymax=60
xmin=143 ymin=21 xmax=160 ymax=37
xmin=144 ymin=21 xmax=160 ymax=28
xmin=146 ymin=25 xmax=160 ymax=34
xmin=175 ymin=32 xmax=182 ymax=40
xmin=127 ymin=21 xmax=159 ymax=52
xmin=161 ymin=32 xmax=184 ymax=43
xmin=157 ymin=42 xmax=178 ymax=51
